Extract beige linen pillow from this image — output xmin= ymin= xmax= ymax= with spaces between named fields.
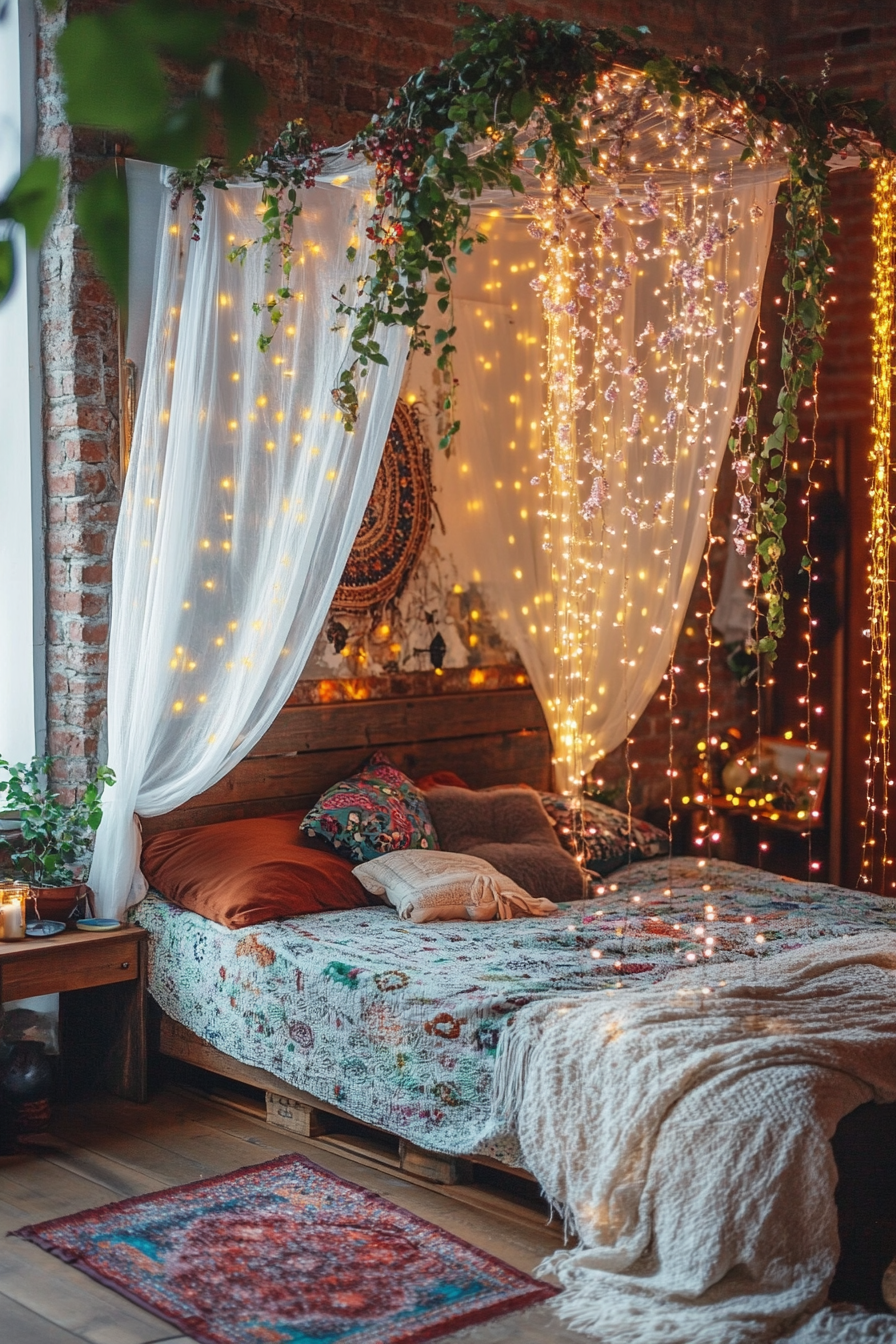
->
xmin=353 ymin=850 xmax=558 ymax=924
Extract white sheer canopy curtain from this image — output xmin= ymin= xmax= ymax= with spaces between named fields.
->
xmin=407 ymin=171 xmax=780 ymax=789
xmin=90 ymin=161 xmax=407 ymax=919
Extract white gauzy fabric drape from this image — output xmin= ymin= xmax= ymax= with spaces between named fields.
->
xmin=407 ymin=171 xmax=781 ymax=787
xmin=90 ymin=160 xmax=407 ymax=918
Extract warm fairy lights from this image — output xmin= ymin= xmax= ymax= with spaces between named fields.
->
xmin=536 ymin=186 xmax=594 ymax=796
xmin=522 ymin=77 xmax=771 ymax=874
xmin=861 ymin=161 xmax=896 ymax=889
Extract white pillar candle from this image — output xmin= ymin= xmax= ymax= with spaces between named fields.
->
xmin=0 ymin=895 xmax=25 ymax=939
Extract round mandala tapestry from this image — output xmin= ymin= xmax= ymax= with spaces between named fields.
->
xmin=333 ymin=398 xmax=432 ymax=614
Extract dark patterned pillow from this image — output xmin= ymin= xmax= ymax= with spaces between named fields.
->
xmin=537 ymin=792 xmax=669 ymax=877
xmin=301 ymin=752 xmax=439 ymax=863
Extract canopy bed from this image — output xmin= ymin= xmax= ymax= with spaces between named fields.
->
xmin=87 ymin=11 xmax=896 ymax=1342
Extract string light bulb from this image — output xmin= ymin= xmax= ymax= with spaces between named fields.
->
xmin=862 ymin=160 xmax=896 ymax=889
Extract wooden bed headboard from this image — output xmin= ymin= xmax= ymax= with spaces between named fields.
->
xmin=141 ymin=684 xmax=553 ymax=836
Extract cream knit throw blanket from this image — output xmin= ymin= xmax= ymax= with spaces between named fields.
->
xmin=492 ymin=933 xmax=896 ymax=1343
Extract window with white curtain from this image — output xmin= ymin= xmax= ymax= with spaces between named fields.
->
xmin=0 ymin=0 xmax=44 ymax=768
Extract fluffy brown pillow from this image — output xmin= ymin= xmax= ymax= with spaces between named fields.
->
xmin=425 ymin=786 xmax=587 ymax=902
xmin=141 ymin=812 xmax=372 ymax=929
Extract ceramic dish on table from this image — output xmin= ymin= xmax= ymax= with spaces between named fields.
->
xmin=25 ymin=920 xmax=67 ymax=938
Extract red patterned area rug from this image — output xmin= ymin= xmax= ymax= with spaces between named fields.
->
xmin=12 ymin=1152 xmax=558 ymax=1344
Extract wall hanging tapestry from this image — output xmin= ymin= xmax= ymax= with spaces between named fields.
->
xmin=13 ymin=1152 xmax=557 ymax=1344
xmin=332 ymin=398 xmax=432 ymax=616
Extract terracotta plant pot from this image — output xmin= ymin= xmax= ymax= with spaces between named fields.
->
xmin=26 ymin=883 xmax=91 ymax=925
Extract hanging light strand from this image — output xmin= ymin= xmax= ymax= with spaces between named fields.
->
xmin=861 ymin=160 xmax=896 ymax=888
xmin=801 ymin=367 xmax=823 ymax=875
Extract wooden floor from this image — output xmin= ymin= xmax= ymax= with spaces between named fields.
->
xmin=5 ymin=1083 xmax=896 ymax=1342
xmin=0 ymin=1085 xmax=582 ymax=1344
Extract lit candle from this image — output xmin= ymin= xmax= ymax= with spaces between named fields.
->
xmin=0 ymin=886 xmax=27 ymax=940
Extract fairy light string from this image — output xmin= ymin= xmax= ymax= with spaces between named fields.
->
xmin=800 ymin=368 xmax=823 ymax=876
xmin=517 ymin=82 xmax=773 ymax=981
xmin=862 ymin=160 xmax=896 ymax=890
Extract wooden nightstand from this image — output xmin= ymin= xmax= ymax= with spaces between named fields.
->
xmin=0 ymin=926 xmax=148 ymax=1102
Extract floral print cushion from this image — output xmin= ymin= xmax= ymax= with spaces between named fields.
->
xmin=301 ymin=751 xmax=439 ymax=863
xmin=538 ymin=792 xmax=669 ymax=876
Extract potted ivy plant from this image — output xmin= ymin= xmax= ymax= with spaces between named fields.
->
xmin=0 ymin=755 xmax=115 ymax=922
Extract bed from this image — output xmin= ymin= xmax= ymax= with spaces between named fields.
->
xmin=133 ymin=856 xmax=896 ymax=1169
xmin=132 ymin=680 xmax=896 ymax=1178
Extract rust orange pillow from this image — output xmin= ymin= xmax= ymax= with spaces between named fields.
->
xmin=415 ymin=770 xmax=472 ymax=792
xmin=141 ymin=812 xmax=373 ymax=929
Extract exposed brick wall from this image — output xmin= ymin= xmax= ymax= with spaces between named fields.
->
xmin=292 ymin=0 xmax=773 ymax=142
xmin=775 ymin=1 xmax=896 ymax=105
xmin=37 ymin=0 xmax=120 ymax=799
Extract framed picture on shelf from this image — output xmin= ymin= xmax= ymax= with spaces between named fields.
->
xmin=721 ymin=737 xmax=830 ymax=821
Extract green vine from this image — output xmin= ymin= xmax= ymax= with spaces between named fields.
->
xmin=171 ymin=121 xmax=325 ymax=348
xmin=176 ymin=6 xmax=895 ymax=656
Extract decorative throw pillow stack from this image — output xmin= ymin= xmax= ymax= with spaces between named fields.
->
xmin=145 ymin=750 xmax=670 ymax=929
xmin=301 ymin=756 xmax=583 ymax=918
xmin=300 ymin=754 xmax=668 ymax=921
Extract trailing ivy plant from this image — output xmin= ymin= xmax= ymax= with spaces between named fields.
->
xmin=0 ymin=756 xmax=115 ymax=887
xmin=179 ymin=5 xmax=895 ymax=658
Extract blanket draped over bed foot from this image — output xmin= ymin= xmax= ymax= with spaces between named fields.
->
xmin=493 ymin=932 xmax=896 ymax=1344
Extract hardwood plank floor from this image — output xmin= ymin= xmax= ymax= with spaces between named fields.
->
xmin=0 ymin=1086 xmax=581 ymax=1344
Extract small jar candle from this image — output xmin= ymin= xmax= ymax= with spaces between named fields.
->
xmin=0 ymin=884 xmax=28 ymax=940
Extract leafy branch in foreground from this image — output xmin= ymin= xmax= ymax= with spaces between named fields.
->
xmin=0 ymin=0 xmax=266 ymax=309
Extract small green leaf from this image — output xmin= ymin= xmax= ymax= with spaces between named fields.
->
xmin=1 ymin=157 xmax=61 ymax=247
xmin=510 ymin=87 xmax=535 ymax=126
xmin=0 ymin=239 xmax=14 ymax=304
xmin=75 ymin=169 xmax=130 ymax=311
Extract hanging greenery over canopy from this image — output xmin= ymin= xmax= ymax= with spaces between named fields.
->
xmin=173 ymin=5 xmax=896 ymax=660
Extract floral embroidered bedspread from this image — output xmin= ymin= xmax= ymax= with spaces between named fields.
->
xmin=132 ymin=858 xmax=896 ymax=1164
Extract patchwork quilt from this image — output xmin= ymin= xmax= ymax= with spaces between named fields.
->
xmin=132 ymin=858 xmax=896 ymax=1164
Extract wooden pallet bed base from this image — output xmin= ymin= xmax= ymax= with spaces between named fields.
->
xmin=158 ymin=1012 xmax=535 ymax=1188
